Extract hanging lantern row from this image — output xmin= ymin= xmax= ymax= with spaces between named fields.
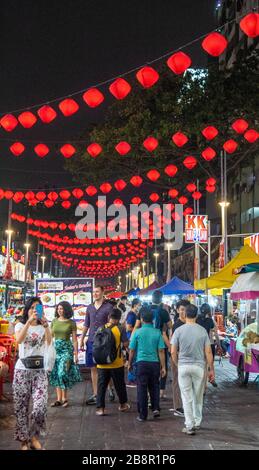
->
xmin=0 ymin=12 xmax=257 ymax=128
xmin=5 ymin=124 xmax=258 ymax=159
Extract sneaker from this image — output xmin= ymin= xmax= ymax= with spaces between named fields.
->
xmin=182 ymin=427 xmax=196 ymax=435
xmin=136 ymin=416 xmax=146 ymax=422
xmin=86 ymin=394 xmax=97 ymax=405
xmin=173 ymin=408 xmax=184 ymax=417
xmin=193 ymin=425 xmax=201 ymax=430
xmin=108 ymin=388 xmax=115 ymax=402
xmin=126 ymin=382 xmax=137 ymax=388
xmin=153 ymin=410 xmax=160 ymax=418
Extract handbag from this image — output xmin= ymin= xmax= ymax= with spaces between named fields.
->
xmin=44 ymin=341 xmax=56 ymax=372
xmin=21 ymin=356 xmax=44 ymax=369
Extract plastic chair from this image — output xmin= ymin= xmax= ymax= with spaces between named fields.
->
xmin=0 ymin=337 xmax=17 ymax=381
xmin=0 ymin=345 xmax=8 ymax=400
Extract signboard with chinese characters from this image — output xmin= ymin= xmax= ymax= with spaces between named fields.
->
xmin=185 ymin=215 xmax=208 ymax=244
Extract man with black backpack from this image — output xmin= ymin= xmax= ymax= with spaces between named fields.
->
xmin=94 ymin=308 xmax=130 ymax=416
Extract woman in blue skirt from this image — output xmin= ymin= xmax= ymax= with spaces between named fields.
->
xmin=50 ymin=301 xmax=82 ymax=407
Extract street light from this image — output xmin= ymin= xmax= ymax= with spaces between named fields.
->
xmin=5 ymin=229 xmax=14 ymax=258
xmin=153 ymin=252 xmax=159 ymax=278
xmin=41 ymin=256 xmax=46 ymax=278
xmin=165 ymin=242 xmax=173 ymax=283
xmin=219 ymin=200 xmax=230 ymax=265
xmin=24 ymin=243 xmax=31 ymax=284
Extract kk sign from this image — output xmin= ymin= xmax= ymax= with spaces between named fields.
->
xmin=185 ymin=215 xmax=208 ymax=244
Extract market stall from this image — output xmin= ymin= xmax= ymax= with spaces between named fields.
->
xmin=229 ymin=268 xmax=259 ymax=385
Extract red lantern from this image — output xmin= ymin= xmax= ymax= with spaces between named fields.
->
xmin=206 ymin=177 xmax=216 ymax=186
xmin=131 ymin=197 xmax=142 ymax=204
xmin=149 ymin=193 xmax=159 ymax=203
xmin=18 ymin=111 xmax=37 ymax=128
xmin=59 ymin=190 xmax=71 ymax=200
xmin=113 ymin=198 xmax=123 ymax=207
xmin=183 ymin=156 xmax=197 ymax=169
xmin=25 ymin=191 xmax=35 ymax=201
xmin=87 ymin=143 xmax=102 ymax=158
xmin=239 ymin=13 xmax=259 ymax=38
xmin=45 ymin=200 xmax=54 ymax=208
xmin=167 ymin=51 xmax=191 ymax=74
xmin=223 ymin=139 xmax=238 ymax=154
xmin=100 ymin=182 xmax=112 ymax=194
xmin=4 ymin=190 xmax=14 ymax=200
xmin=147 ymin=169 xmax=160 ymax=182
xmin=168 ymin=188 xmax=179 ymax=198
xmin=10 ymin=142 xmax=25 ymax=156
xmin=231 ymin=119 xmax=249 ymax=134
xmin=13 ymin=192 xmax=24 ymax=203
xmin=202 ymin=32 xmax=228 ymax=56
xmin=244 ymin=129 xmax=259 ymax=143
xmin=114 ymin=179 xmax=127 ymax=191
xmin=143 ymin=136 xmax=159 ymax=152
xmin=206 ymin=185 xmax=216 ymax=193
xmin=72 ymin=188 xmax=84 ymax=199
xmin=202 ymin=126 xmax=218 ymax=140
xmin=172 ymin=132 xmax=188 ymax=147
xmin=48 ymin=191 xmax=58 ymax=202
xmin=86 ymin=185 xmax=97 ymax=196
xmin=59 ymin=98 xmax=79 ymax=116
xmin=83 ymin=88 xmax=104 ymax=107
xmin=178 ymin=196 xmax=188 ymax=205
xmin=49 ymin=222 xmax=58 ymax=229
xmin=36 ymin=191 xmax=46 ymax=201
xmin=192 ymin=191 xmax=202 ymax=200
xmin=0 ymin=114 xmax=18 ymax=131
xmin=61 ymin=201 xmax=71 ymax=209
xmin=0 ymin=189 xmax=5 ymax=200
xmin=130 ymin=176 xmax=143 ymax=187
xmin=186 ymin=183 xmax=196 ymax=192
xmin=115 ymin=141 xmax=131 ymax=155
xmin=96 ymin=199 xmax=105 ymax=208
xmin=184 ymin=207 xmax=193 ymax=216
xmin=59 ymin=223 xmax=67 ymax=231
xmin=34 ymin=143 xmax=49 ymax=158
xmin=60 ymin=144 xmax=76 ymax=158
xmin=109 ymin=78 xmax=131 ymax=100
xmin=136 ymin=66 xmax=159 ymax=88
xmin=165 ymin=164 xmax=178 ymax=177
xmin=37 ymin=105 xmax=57 ymax=123
xmin=201 ymin=147 xmax=216 ymax=161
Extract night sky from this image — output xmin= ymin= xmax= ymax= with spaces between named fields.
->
xmin=0 ymin=0 xmax=216 ymax=193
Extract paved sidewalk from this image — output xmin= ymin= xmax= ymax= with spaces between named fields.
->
xmin=1 ymin=359 xmax=259 ymax=450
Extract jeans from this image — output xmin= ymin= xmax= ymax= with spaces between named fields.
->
xmin=96 ymin=367 xmax=128 ymax=409
xmin=178 ymin=364 xmax=205 ymax=430
xmin=136 ymin=361 xmax=160 ymax=420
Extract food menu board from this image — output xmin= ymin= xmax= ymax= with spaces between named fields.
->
xmin=35 ymin=277 xmax=94 ymax=334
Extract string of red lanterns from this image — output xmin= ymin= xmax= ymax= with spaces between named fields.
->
xmin=0 ymin=13 xmax=257 ymax=126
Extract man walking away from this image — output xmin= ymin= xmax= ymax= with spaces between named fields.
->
xmin=150 ymin=290 xmax=172 ymax=399
xmin=117 ymin=296 xmax=129 ymax=324
xmin=95 ymin=309 xmax=130 ymax=416
xmin=129 ymin=306 xmax=166 ymax=422
xmin=126 ymin=299 xmax=141 ymax=386
xmin=170 ymin=299 xmax=190 ymax=417
xmin=171 ymin=304 xmax=215 ymax=435
xmin=80 ymin=286 xmax=113 ymax=405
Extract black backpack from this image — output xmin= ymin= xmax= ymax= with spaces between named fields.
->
xmin=93 ymin=325 xmax=122 ymax=365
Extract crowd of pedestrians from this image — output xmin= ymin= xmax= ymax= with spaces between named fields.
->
xmin=12 ymin=286 xmax=234 ymax=449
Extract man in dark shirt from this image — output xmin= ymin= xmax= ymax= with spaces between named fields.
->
xmin=80 ymin=285 xmax=113 ymax=404
xmin=170 ymin=299 xmax=190 ymax=416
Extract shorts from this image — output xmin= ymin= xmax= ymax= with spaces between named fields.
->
xmin=85 ymin=341 xmax=96 ymax=368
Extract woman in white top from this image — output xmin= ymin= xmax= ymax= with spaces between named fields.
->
xmin=13 ymin=297 xmax=51 ymax=450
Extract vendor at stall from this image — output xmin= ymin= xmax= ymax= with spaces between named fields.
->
xmin=220 ymin=317 xmax=238 ymax=356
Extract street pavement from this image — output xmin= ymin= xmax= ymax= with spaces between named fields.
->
xmin=1 ymin=359 xmax=259 ymax=450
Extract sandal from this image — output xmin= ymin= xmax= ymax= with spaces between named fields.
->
xmin=30 ymin=437 xmax=42 ymax=450
xmin=118 ymin=403 xmax=131 ymax=412
xmin=62 ymin=400 xmax=69 ymax=408
xmin=50 ymin=400 xmax=62 ymax=407
xmin=20 ymin=441 xmax=29 ymax=450
xmin=96 ymin=409 xmax=106 ymax=416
